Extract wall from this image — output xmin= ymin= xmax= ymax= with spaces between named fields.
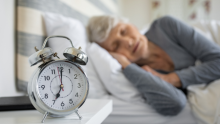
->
xmin=118 ymin=0 xmax=152 ymax=30
xmin=210 ymin=0 xmax=220 ymax=20
xmin=118 ymin=0 xmax=220 ymax=30
xmin=0 ymin=0 xmax=24 ymax=97
xmin=118 ymin=0 xmax=187 ymax=30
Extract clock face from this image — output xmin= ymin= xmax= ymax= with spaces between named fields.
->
xmin=37 ymin=61 xmax=88 ymax=110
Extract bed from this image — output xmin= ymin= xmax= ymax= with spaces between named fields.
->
xmin=15 ymin=0 xmax=199 ymax=124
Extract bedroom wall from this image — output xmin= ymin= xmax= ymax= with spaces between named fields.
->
xmin=118 ymin=0 xmax=152 ymax=30
xmin=119 ymin=0 xmax=220 ymax=30
xmin=0 ymin=0 xmax=25 ymax=97
xmin=210 ymin=0 xmax=220 ymax=21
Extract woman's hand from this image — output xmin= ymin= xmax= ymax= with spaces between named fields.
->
xmin=142 ymin=65 xmax=182 ymax=88
xmin=109 ymin=52 xmax=131 ymax=69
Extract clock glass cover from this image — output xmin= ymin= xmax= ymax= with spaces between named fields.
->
xmin=37 ymin=61 xmax=87 ymax=110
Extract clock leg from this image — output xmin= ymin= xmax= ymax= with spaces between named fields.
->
xmin=41 ymin=112 xmax=49 ymax=123
xmin=75 ymin=110 xmax=82 ymax=120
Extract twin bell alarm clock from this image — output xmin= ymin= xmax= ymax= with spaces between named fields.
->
xmin=28 ymin=35 xmax=89 ymax=123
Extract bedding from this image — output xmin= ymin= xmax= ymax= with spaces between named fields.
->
xmin=87 ymin=42 xmax=144 ymax=103
xmin=187 ymin=80 xmax=220 ymax=124
xmin=103 ymin=96 xmax=196 ymax=124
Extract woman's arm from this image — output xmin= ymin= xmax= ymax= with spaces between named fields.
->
xmin=110 ymin=52 xmax=186 ymax=116
xmin=156 ymin=16 xmax=220 ymax=89
xmin=123 ymin=63 xmax=186 ymax=116
xmin=141 ymin=65 xmax=182 ymax=87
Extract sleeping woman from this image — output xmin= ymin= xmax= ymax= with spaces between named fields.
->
xmin=87 ymin=16 xmax=220 ymax=116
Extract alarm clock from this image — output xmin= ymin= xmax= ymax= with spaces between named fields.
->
xmin=28 ymin=35 xmax=89 ymax=123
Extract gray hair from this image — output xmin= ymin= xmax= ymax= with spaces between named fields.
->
xmin=87 ymin=15 xmax=128 ymax=43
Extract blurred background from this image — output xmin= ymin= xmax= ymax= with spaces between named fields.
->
xmin=118 ymin=0 xmax=219 ymax=30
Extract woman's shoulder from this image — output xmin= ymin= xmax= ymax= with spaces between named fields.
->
xmin=157 ymin=16 xmax=176 ymax=21
xmin=152 ymin=16 xmax=179 ymax=27
xmin=146 ymin=16 xmax=178 ymax=35
xmin=146 ymin=16 xmax=185 ymax=37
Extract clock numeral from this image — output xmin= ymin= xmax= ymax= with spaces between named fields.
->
xmin=75 ymin=92 xmax=78 ymax=97
xmin=69 ymin=99 xmax=73 ymax=104
xmin=58 ymin=67 xmax=63 ymax=72
xmin=44 ymin=76 xmax=50 ymax=81
xmin=45 ymin=93 xmax=48 ymax=99
xmin=74 ymin=74 xmax=77 ymax=79
xmin=41 ymin=85 xmax=45 ymax=90
xmin=69 ymin=69 xmax=71 ymax=73
xmin=77 ymin=83 xmax=81 ymax=88
xmin=51 ymin=69 xmax=55 ymax=74
xmin=61 ymin=102 xmax=65 ymax=107
xmin=52 ymin=100 xmax=55 ymax=105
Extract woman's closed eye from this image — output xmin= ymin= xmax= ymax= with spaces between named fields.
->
xmin=121 ymin=28 xmax=127 ymax=36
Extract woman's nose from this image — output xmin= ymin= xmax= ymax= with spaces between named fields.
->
xmin=121 ymin=37 xmax=133 ymax=48
xmin=128 ymin=40 xmax=133 ymax=47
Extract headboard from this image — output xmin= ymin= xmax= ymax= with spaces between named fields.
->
xmin=16 ymin=0 xmax=118 ymax=92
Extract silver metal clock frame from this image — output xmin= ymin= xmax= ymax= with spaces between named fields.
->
xmin=28 ymin=60 xmax=89 ymax=123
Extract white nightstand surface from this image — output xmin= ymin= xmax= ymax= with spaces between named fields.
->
xmin=0 ymin=99 xmax=112 ymax=124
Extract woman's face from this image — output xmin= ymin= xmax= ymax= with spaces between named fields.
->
xmin=98 ymin=22 xmax=148 ymax=63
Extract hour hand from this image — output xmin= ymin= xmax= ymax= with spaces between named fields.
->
xmin=53 ymin=86 xmax=61 ymax=105
xmin=55 ymin=84 xmax=63 ymax=100
xmin=55 ymin=92 xmax=60 ymax=99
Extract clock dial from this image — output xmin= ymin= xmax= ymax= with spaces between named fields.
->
xmin=37 ymin=61 xmax=87 ymax=110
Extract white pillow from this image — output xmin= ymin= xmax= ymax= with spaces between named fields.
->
xmin=187 ymin=80 xmax=220 ymax=124
xmin=43 ymin=12 xmax=87 ymax=59
xmin=87 ymin=42 xmax=144 ymax=103
xmin=191 ymin=20 xmax=220 ymax=45
xmin=43 ymin=12 xmax=108 ymax=99
xmin=139 ymin=24 xmax=150 ymax=35
xmin=85 ymin=45 xmax=110 ymax=99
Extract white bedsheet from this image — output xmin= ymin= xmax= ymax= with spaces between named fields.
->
xmin=101 ymin=96 xmax=197 ymax=124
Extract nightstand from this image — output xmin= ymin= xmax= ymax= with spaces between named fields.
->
xmin=0 ymin=99 xmax=112 ymax=124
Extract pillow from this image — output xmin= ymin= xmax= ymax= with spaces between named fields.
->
xmin=191 ymin=20 xmax=220 ymax=45
xmin=87 ymin=42 xmax=144 ymax=103
xmin=43 ymin=12 xmax=108 ymax=99
xmin=187 ymin=80 xmax=220 ymax=124
xmin=139 ymin=24 xmax=150 ymax=35
xmin=43 ymin=12 xmax=87 ymax=59
xmin=85 ymin=45 xmax=110 ymax=99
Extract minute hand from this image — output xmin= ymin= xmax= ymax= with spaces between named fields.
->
xmin=60 ymin=69 xmax=63 ymax=87
xmin=57 ymin=67 xmax=64 ymax=91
